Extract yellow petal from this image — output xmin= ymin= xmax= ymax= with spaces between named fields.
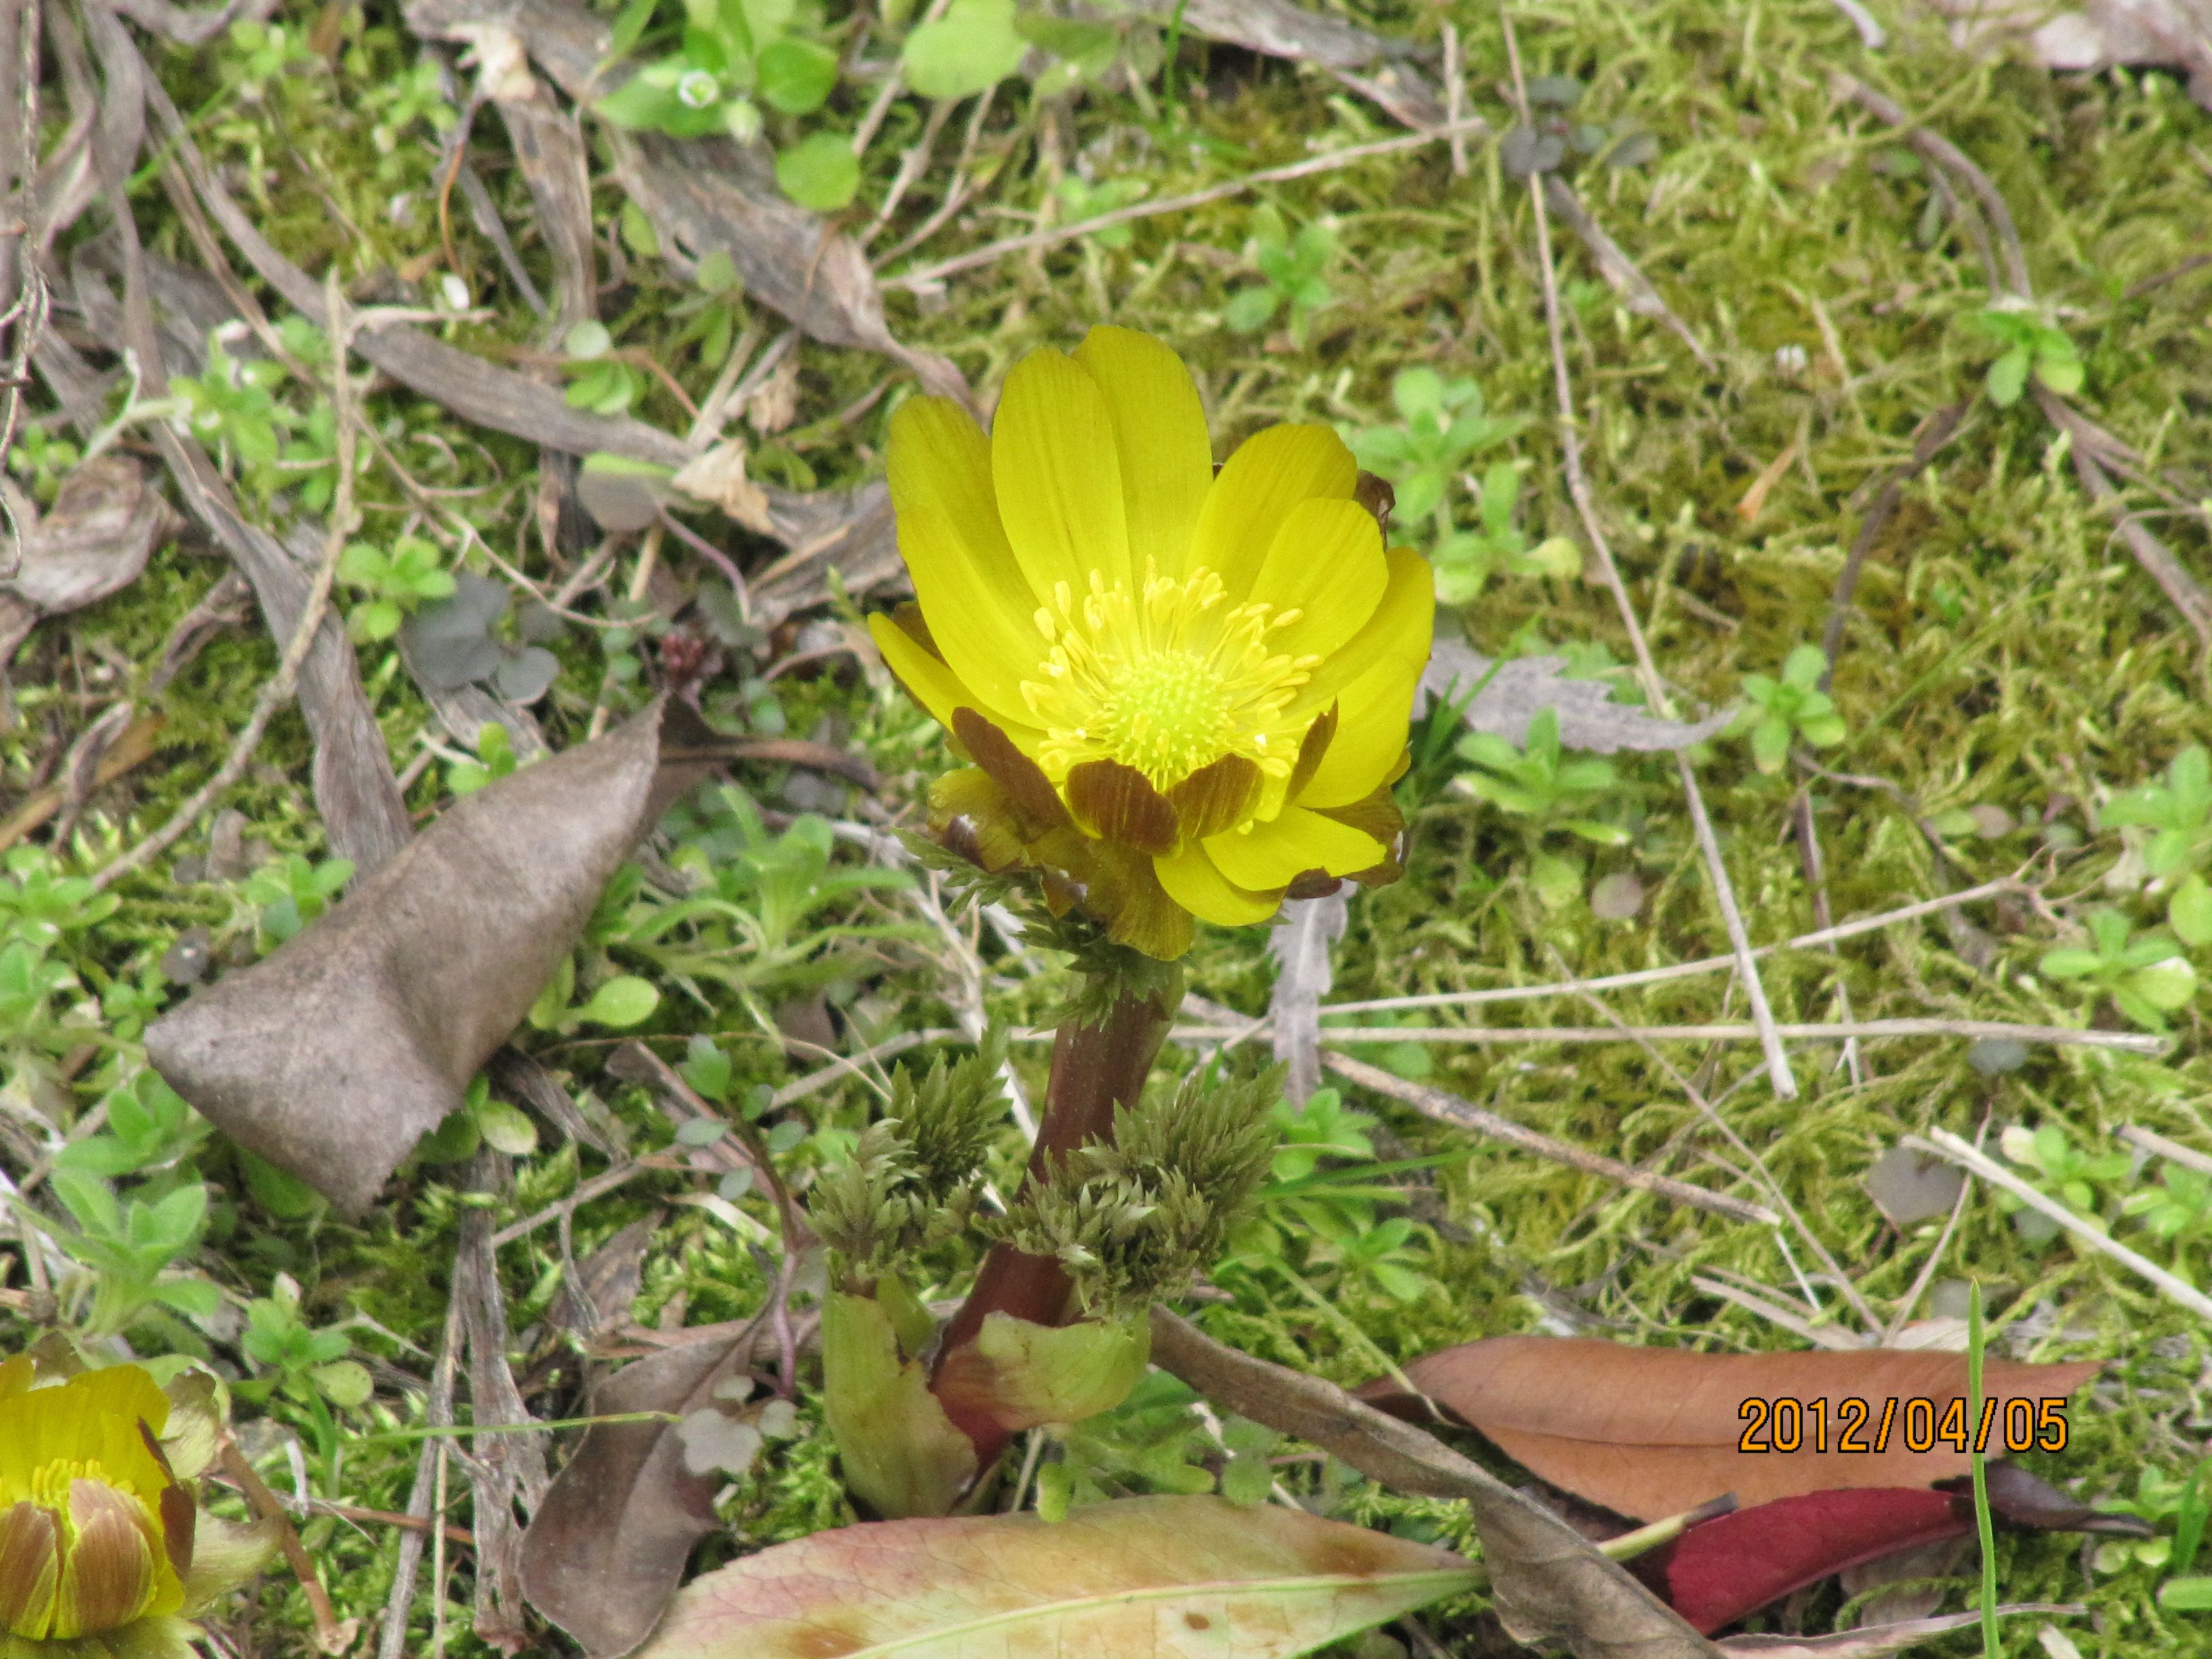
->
xmin=1155 ymin=843 xmax=1282 ymax=926
xmin=1072 ymin=327 xmax=1214 ymax=582
xmin=867 ymin=612 xmax=972 ymax=734
xmin=888 ymin=396 xmax=1044 ymax=718
xmin=1204 ymin=806 xmax=1385 ymax=890
xmin=1290 ymin=545 xmax=1436 ymax=729
xmin=1248 ymin=496 xmax=1387 ymax=663
xmin=1298 ymin=575 xmax=1430 ymax=806
xmin=991 ymin=348 xmax=1132 ymax=600
xmin=1193 ymin=424 xmax=1357 ymax=600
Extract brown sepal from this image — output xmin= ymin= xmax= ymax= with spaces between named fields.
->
xmin=138 ymin=1420 xmax=194 ymax=1579
xmin=1314 ymin=781 xmax=1406 ymax=847
xmin=1065 ymin=760 xmax=1180 ymax=855
xmin=1166 ymin=754 xmax=1263 ymax=842
xmin=1286 ymin=706 xmax=1339 ymax=804
xmin=1354 ymin=472 xmax=1395 ymax=537
xmin=891 ymin=601 xmax=943 ymax=661
xmin=951 ymin=709 xmax=1069 ymax=838
xmin=928 ymin=769 xmax=1029 ymax=873
xmin=1081 ymin=840 xmax=1195 ymax=960
xmin=1284 ymin=869 xmax=1347 ymax=901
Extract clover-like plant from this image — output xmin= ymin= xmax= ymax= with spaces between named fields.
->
xmin=55 ymin=1070 xmax=210 ymax=1181
xmin=1999 ymin=1122 xmax=2132 ymax=1215
xmin=1432 ymin=463 xmax=1580 ymax=602
xmin=6 ymin=420 xmax=81 ymax=505
xmin=1975 ymin=303 xmax=2085 ymax=407
xmin=40 ymin=1170 xmax=220 ymax=1338
xmin=239 ymin=853 xmax=354 ymax=947
xmin=2039 ymin=908 xmax=2197 ymax=1031
xmin=0 ymin=846 xmax=120 ymax=944
xmin=2121 ymin=1161 xmax=2212 ymax=1266
xmin=1223 ymin=205 xmax=1336 ymax=344
xmin=337 ymin=533 xmax=455 ymax=642
xmin=1737 ymin=644 xmax=1847 ymax=773
xmin=597 ymin=0 xmax=852 ymax=207
xmin=2100 ymin=745 xmax=2212 ymax=945
xmin=1454 ymin=705 xmax=1630 ymax=907
xmin=1349 ymin=368 xmax=1525 ymax=525
xmin=562 ymin=321 xmax=647 ymax=415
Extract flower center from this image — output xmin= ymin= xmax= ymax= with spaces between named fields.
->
xmin=1021 ymin=563 xmax=1317 ymax=791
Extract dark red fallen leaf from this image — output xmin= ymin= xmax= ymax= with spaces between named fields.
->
xmin=1635 ymin=1467 xmax=2152 ymax=1634
xmin=1635 ymin=1489 xmax=1968 ymax=1635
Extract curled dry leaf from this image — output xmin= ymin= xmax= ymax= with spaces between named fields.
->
xmin=1163 ymin=0 xmax=1446 ymax=127
xmin=672 ymin=441 xmax=775 ymax=535
xmin=1149 ymin=1309 xmax=1722 ymax=1659
xmin=522 ymin=1317 xmax=789 ymax=1659
xmin=0 ymin=454 xmax=173 ymax=617
xmin=146 ymin=697 xmax=722 ymax=1212
xmin=1425 ymin=639 xmax=1734 ymax=754
xmin=1363 ymin=1336 xmax=2100 ymax=1521
xmin=632 ymin=1494 xmax=1477 ymax=1659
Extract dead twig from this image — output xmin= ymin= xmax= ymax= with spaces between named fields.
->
xmin=1320 ymin=1051 xmax=1779 ymax=1225
xmin=1507 ymin=14 xmax=1795 ymax=1100
xmin=2118 ymin=1124 xmax=2212 ymax=1180
xmin=218 ymin=1437 xmax=352 ymax=1654
xmin=1906 ymin=1128 xmax=2212 ymax=1324
xmin=886 ymin=116 xmax=1492 ymax=291
xmin=1174 ymin=1019 xmax=2165 ymax=1052
xmin=89 ymin=274 xmax=359 ymax=892
xmin=1818 ymin=401 xmax=1971 ymax=684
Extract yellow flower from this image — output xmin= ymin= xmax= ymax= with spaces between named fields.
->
xmin=869 ymin=327 xmax=1434 ymax=960
xmin=0 ymin=1357 xmax=269 ymax=1659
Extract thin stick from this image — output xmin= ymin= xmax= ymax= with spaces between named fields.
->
xmin=1439 ymin=23 xmax=1469 ymax=177
xmin=219 ymin=1438 xmax=349 ymax=1653
xmin=2118 ymin=1124 xmax=2212 ymax=1180
xmin=1504 ymin=11 xmax=1795 ymax=1100
xmin=1886 ymin=1126 xmax=1980 ymax=1345
xmin=1819 ymin=401 xmax=1970 ymax=686
xmin=1170 ymin=1019 xmax=2161 ymax=1051
xmin=89 ymin=274 xmax=360 ymax=893
xmin=1792 ymin=787 xmax=1864 ymax=1086
xmin=1835 ymin=77 xmax=2030 ymax=297
xmin=1322 ymin=1052 xmax=1778 ymax=1225
xmin=1538 ymin=943 xmax=1881 ymax=1331
xmin=1320 ymin=878 xmax=2024 ymax=1017
xmin=1906 ymin=1128 xmax=2212 ymax=1323
xmin=885 ymin=117 xmax=1492 ymax=291
xmin=486 ymin=1160 xmax=651 ymax=1249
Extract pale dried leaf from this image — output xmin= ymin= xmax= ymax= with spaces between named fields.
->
xmin=1924 ymin=0 xmax=2212 ymax=106
xmin=1269 ymin=890 xmax=1349 ymax=1105
xmin=1716 ymin=1606 xmax=2081 ymax=1658
xmin=1149 ymin=1309 xmax=1720 ymax=1659
xmin=635 ymin=1494 xmax=1477 ymax=1659
xmin=1424 ymin=639 xmax=1733 ymax=754
xmin=672 ymin=441 xmax=775 ymax=533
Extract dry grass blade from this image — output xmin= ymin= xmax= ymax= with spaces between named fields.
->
xmin=1539 ymin=176 xmax=1714 ymax=369
xmin=1269 ymin=889 xmax=1349 ymax=1105
xmin=1503 ymin=15 xmax=1795 ymax=1101
xmin=1906 ymin=1128 xmax=2212 ymax=1322
xmin=1321 ymin=1052 xmax=1778 ymax=1225
xmin=1149 ymin=1309 xmax=1724 ymax=1659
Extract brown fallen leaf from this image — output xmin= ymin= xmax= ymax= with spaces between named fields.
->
xmin=633 ymin=1494 xmax=1477 ymax=1659
xmin=1149 ymin=1309 xmax=1722 ymax=1659
xmin=146 ymin=697 xmax=721 ymax=1212
xmin=1362 ymin=1336 xmax=2100 ymax=1521
xmin=519 ymin=1313 xmax=801 ymax=1659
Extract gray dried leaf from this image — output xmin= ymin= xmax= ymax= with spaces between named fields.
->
xmin=404 ymin=573 xmax=511 ymax=691
xmin=1166 ymin=0 xmax=1446 ymax=126
xmin=1717 ymin=1607 xmax=2081 ymax=1658
xmin=1865 ymin=1146 xmax=1965 ymax=1227
xmin=520 ymin=1320 xmax=787 ymax=1658
xmin=1269 ymin=889 xmax=1348 ymax=1105
xmin=493 ymin=647 xmax=561 ymax=704
xmin=146 ymin=697 xmax=722 ymax=1212
xmin=676 ymin=1408 xmax=763 ymax=1478
xmin=1589 ymin=871 xmax=1646 ymax=921
xmin=1 ymin=455 xmax=172 ymax=615
xmin=1923 ymin=0 xmax=2212 ymax=108
xmin=1425 ymin=638 xmax=1734 ymax=754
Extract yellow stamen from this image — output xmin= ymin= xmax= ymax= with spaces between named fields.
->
xmin=1020 ymin=560 xmax=1317 ymax=790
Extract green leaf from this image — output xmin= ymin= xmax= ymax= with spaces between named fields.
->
xmin=2039 ymin=947 xmax=2104 ymax=980
xmin=2036 ymin=350 xmax=2084 ymax=396
xmin=631 ymin=1494 xmax=1477 ymax=1659
xmin=2160 ymin=1576 xmax=2212 ymax=1612
xmin=774 ymin=131 xmax=861 ymax=210
xmin=579 ymin=975 xmax=661 ymax=1028
xmin=2130 ymin=957 xmax=2198 ymax=1012
xmin=1221 ymin=285 xmax=1279 ymax=334
xmin=607 ymin=0 xmax=660 ymax=60
xmin=310 ymin=1359 xmax=374 ymax=1408
xmin=757 ymin=37 xmax=837 ymax=114
xmin=2173 ymin=874 xmax=2212 ymax=947
xmin=474 ymin=1098 xmax=541 ymax=1157
xmin=902 ymin=0 xmax=1027 ymax=100
xmin=1986 ymin=346 xmax=2030 ymax=408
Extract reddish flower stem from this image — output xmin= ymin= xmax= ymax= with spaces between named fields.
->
xmin=928 ymin=977 xmax=1179 ymax=1461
